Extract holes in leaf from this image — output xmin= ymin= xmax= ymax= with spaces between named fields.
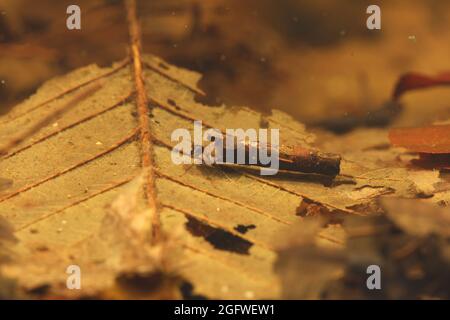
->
xmin=167 ymin=98 xmax=181 ymax=110
xmin=234 ymin=224 xmax=256 ymax=234
xmin=180 ymin=281 xmax=208 ymax=300
xmin=185 ymin=217 xmax=253 ymax=255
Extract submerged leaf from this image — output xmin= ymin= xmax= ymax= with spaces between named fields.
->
xmin=389 ymin=124 xmax=450 ymax=154
xmin=1 ymin=53 xmax=446 ymax=299
xmin=0 ymin=53 xmax=326 ymax=299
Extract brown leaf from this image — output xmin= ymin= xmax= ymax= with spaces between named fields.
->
xmin=1 ymin=173 xmax=181 ymax=299
xmin=5 ymin=51 xmax=423 ymax=298
xmin=389 ymin=124 xmax=450 ymax=154
xmin=1 ymin=2 xmax=446 ymax=299
xmin=0 ymin=52 xmax=326 ymax=298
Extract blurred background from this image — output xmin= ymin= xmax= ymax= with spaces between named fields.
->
xmin=1 ymin=0 xmax=450 ymax=130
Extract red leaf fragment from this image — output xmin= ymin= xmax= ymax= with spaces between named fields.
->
xmin=389 ymin=124 xmax=450 ymax=154
xmin=393 ymin=72 xmax=450 ymax=100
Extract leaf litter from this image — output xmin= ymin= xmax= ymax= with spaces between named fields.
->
xmin=276 ymin=198 xmax=450 ymax=299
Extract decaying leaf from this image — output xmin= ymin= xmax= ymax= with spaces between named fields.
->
xmin=5 ymin=34 xmax=450 ymax=301
xmin=0 ymin=48 xmax=328 ymax=298
xmin=1 ymin=173 xmax=182 ymax=299
xmin=1 ymin=46 xmax=449 ymax=298
xmin=1 ymin=0 xmax=449 ymax=302
xmin=276 ymin=198 xmax=450 ymax=300
xmin=388 ymin=123 xmax=450 ymax=170
xmin=389 ymin=124 xmax=450 ymax=154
